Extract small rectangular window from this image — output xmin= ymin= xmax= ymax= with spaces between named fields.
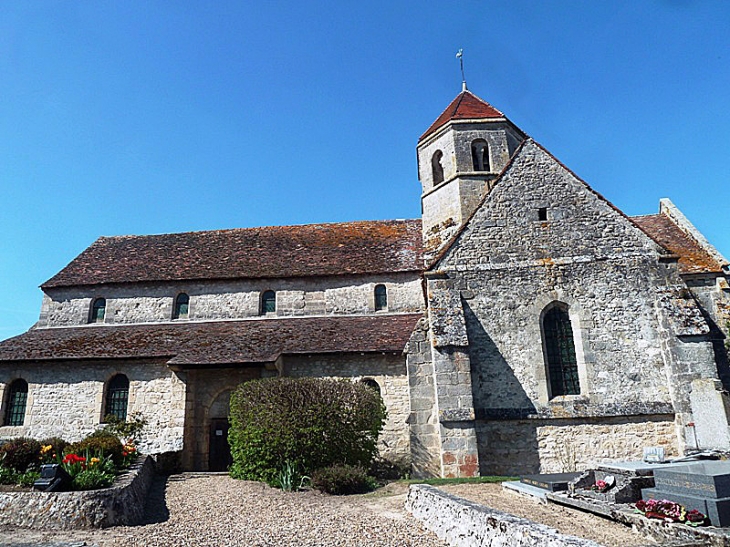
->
xmin=538 ymin=207 xmax=548 ymax=221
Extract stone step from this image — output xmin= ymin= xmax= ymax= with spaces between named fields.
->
xmin=502 ymin=480 xmax=548 ymax=501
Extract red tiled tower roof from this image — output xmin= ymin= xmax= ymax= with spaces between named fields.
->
xmin=419 ymin=90 xmax=504 ymax=141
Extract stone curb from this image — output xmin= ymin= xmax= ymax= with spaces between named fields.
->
xmin=405 ymin=484 xmax=605 ymax=547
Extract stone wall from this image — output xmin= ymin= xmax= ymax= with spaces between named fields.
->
xmin=286 ymin=353 xmax=411 ymax=464
xmin=183 ymin=366 xmax=262 ymax=470
xmin=405 ymin=484 xmax=602 ymax=547
xmin=0 ymin=456 xmax=154 ymax=529
xmin=0 ymin=361 xmax=185 ymax=455
xmin=476 ymin=415 xmax=678 ymax=476
xmin=38 ymin=273 xmax=423 ymax=327
xmin=427 ymin=139 xmax=717 ymax=466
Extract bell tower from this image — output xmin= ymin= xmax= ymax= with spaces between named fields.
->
xmin=417 ymin=89 xmax=525 ymax=261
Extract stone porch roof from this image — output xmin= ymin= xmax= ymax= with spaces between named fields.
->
xmin=0 ymin=314 xmax=422 ymax=366
xmin=42 ymin=220 xmax=423 ymax=289
xmin=632 ymin=214 xmax=726 ymax=275
xmin=419 ymin=90 xmax=504 ymax=142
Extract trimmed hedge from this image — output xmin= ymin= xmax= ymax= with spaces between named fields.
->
xmin=229 ymin=377 xmax=386 ymax=485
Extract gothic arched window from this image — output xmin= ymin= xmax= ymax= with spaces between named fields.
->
xmin=542 ymin=304 xmax=580 ymax=397
xmin=90 ymin=298 xmax=106 ymax=323
xmin=261 ymin=290 xmax=276 ymax=314
xmin=432 ymin=150 xmax=444 ymax=185
xmin=374 ymin=284 xmax=387 ymax=311
xmin=104 ymin=374 xmax=129 ymax=421
xmin=471 ymin=139 xmax=490 ymax=171
xmin=173 ymin=293 xmax=190 ymax=320
xmin=4 ymin=379 xmax=28 ymax=426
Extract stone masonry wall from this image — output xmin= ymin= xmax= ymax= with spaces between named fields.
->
xmin=286 ymin=353 xmax=411 ymax=464
xmin=476 ymin=415 xmax=678 ymax=476
xmin=0 ymin=361 xmax=185 ymax=455
xmin=428 ymin=139 xmax=715 ymax=466
xmin=406 ymin=484 xmax=602 ymax=547
xmin=405 ymin=318 xmax=442 ymax=478
xmin=38 ymin=273 xmax=423 ymax=327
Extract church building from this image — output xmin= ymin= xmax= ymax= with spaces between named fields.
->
xmin=1 ymin=89 xmax=728 ymax=477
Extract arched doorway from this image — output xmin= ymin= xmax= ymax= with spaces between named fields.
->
xmin=208 ymin=390 xmax=233 ymax=471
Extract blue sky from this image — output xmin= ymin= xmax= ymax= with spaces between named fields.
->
xmin=0 ymin=1 xmax=728 ymax=338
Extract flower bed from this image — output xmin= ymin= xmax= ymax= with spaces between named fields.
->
xmin=0 ymin=456 xmax=154 ymax=528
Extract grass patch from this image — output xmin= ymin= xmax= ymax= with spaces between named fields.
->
xmin=399 ymin=476 xmax=517 ymax=486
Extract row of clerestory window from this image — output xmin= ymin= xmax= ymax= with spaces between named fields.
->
xmin=431 ymin=139 xmax=493 ymax=185
xmin=2 ymin=374 xmax=129 ymax=427
xmin=87 ymin=285 xmax=390 ymax=323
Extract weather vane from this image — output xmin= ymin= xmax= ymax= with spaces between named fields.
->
xmin=456 ymin=48 xmax=467 ymax=91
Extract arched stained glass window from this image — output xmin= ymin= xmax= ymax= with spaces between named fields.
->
xmin=104 ymin=374 xmax=129 ymax=421
xmin=432 ymin=150 xmax=444 ymax=185
xmin=543 ymin=305 xmax=580 ymax=397
xmin=4 ymin=379 xmax=28 ymax=426
xmin=261 ymin=290 xmax=276 ymax=314
xmin=173 ymin=293 xmax=189 ymax=320
xmin=374 ymin=284 xmax=387 ymax=311
xmin=90 ymin=298 xmax=106 ymax=323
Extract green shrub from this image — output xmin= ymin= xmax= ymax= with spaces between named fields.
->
xmin=72 ymin=468 xmax=115 ymax=490
xmin=229 ymin=378 xmax=386 ymax=485
xmin=99 ymin=413 xmax=147 ymax=441
xmin=0 ymin=466 xmax=18 ymax=485
xmin=16 ymin=470 xmax=40 ymax=487
xmin=311 ymin=464 xmax=378 ymax=495
xmin=65 ymin=432 xmax=124 ymax=466
xmin=0 ymin=438 xmax=41 ymax=472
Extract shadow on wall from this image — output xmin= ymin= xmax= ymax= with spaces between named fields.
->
xmin=462 ymin=302 xmax=540 ymax=475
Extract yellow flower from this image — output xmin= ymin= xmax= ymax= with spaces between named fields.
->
xmin=90 ymin=457 xmax=100 ymax=465
xmin=40 ymin=445 xmax=53 ymax=455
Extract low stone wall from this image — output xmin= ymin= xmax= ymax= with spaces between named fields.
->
xmin=405 ymin=484 xmax=603 ymax=547
xmin=0 ymin=456 xmax=154 ymax=529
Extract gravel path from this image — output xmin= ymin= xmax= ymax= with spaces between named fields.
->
xmin=0 ymin=474 xmax=655 ymax=547
xmin=0 ymin=474 xmax=448 ymax=547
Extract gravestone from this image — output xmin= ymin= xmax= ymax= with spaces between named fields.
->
xmin=520 ymin=472 xmax=581 ymax=492
xmin=642 ymin=460 xmax=730 ymax=527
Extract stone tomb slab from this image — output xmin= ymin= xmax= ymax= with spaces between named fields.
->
xmin=520 ymin=472 xmax=581 ymax=492
xmin=643 ymin=461 xmax=730 ymax=527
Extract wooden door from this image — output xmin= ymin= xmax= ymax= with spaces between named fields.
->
xmin=208 ymin=418 xmax=232 ymax=472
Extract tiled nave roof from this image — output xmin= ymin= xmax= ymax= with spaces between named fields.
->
xmin=42 ymin=219 xmax=423 ymax=289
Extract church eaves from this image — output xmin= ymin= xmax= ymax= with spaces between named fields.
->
xmin=41 ymin=219 xmax=423 ymax=289
xmin=419 ymin=90 xmax=504 ymax=142
xmin=0 ymin=314 xmax=422 ymax=366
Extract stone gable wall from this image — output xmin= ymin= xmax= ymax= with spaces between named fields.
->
xmin=420 ymin=140 xmax=718 ymax=472
xmin=38 ymin=273 xmax=423 ymax=327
